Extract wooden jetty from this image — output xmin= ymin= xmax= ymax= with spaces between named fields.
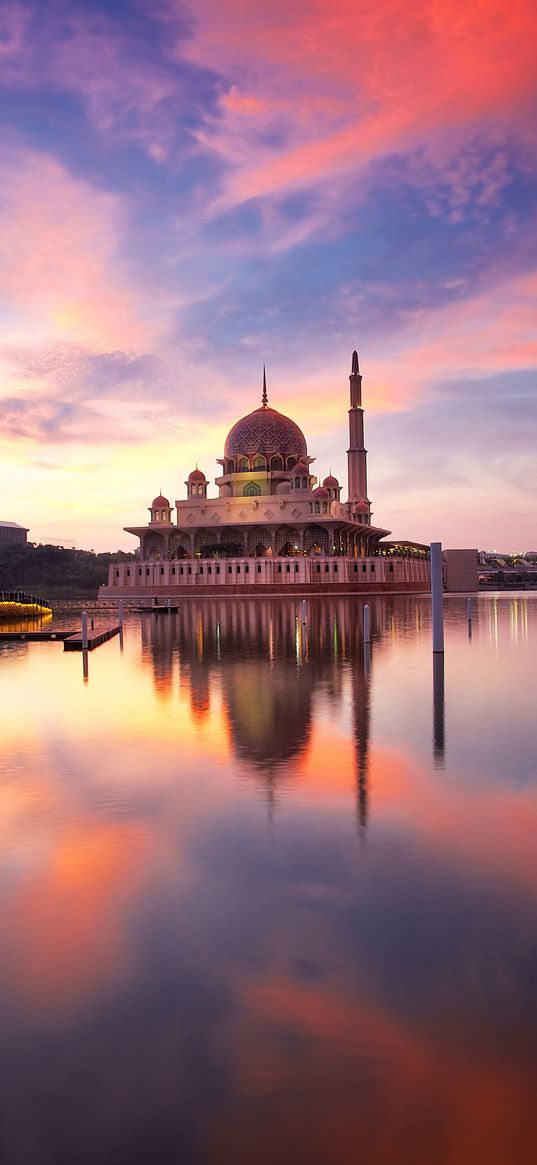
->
xmin=0 ymin=629 xmax=72 ymax=642
xmin=133 ymin=604 xmax=180 ymax=613
xmin=0 ymin=625 xmax=121 ymax=650
xmin=63 ymin=625 xmax=121 ymax=651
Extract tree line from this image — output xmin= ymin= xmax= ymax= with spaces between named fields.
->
xmin=0 ymin=543 xmax=135 ymax=597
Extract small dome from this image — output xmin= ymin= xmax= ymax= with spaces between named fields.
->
xmin=291 ymin=461 xmax=308 ymax=475
xmin=312 ymin=486 xmax=330 ymax=500
xmin=152 ymin=494 xmax=170 ymax=507
xmin=224 ymin=406 xmax=307 ymax=459
xmin=323 ymin=474 xmax=339 ymax=487
xmin=188 ymin=468 xmax=206 ymax=481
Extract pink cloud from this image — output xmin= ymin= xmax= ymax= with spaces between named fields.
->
xmin=0 ymin=145 xmax=149 ymax=350
xmin=180 ymin=0 xmax=537 ymax=206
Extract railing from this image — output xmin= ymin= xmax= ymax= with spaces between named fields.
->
xmin=1 ymin=590 xmax=50 ymax=608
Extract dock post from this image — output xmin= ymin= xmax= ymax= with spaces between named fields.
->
xmin=363 ymin=603 xmax=370 ymax=644
xmin=433 ymin=652 xmax=445 ymax=766
xmin=430 ymin=543 xmax=444 ymax=653
xmin=81 ymin=610 xmax=88 ymax=651
xmin=118 ymin=599 xmax=124 ymax=627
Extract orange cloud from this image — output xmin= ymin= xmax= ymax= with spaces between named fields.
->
xmin=2 ymin=822 xmax=153 ymax=1013
xmin=211 ymin=968 xmax=537 ymax=1164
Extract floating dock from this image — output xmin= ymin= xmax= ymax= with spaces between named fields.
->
xmin=0 ymin=625 xmax=121 ymax=650
xmin=63 ymin=625 xmax=121 ymax=651
xmin=0 ymin=629 xmax=72 ymax=642
xmin=133 ymin=604 xmax=180 ymax=613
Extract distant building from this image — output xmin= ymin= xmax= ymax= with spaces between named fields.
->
xmin=442 ymin=549 xmax=479 ymax=593
xmin=0 ymin=521 xmax=28 ymax=547
xmin=100 ymin=353 xmax=431 ymax=597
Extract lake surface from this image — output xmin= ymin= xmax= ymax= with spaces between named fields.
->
xmin=1 ymin=594 xmax=536 ymax=1164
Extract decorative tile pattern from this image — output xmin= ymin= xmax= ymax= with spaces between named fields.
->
xmin=225 ymin=406 xmax=307 ymax=458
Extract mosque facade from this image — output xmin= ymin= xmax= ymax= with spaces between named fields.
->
xmin=100 ymin=353 xmax=430 ymax=596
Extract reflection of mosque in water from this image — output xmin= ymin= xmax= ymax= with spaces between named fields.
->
xmin=140 ymin=596 xmax=428 ymax=832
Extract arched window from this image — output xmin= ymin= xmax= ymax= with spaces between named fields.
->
xmin=244 ymin=482 xmax=261 ymax=496
xmin=271 ymin=455 xmax=283 ymax=471
xmin=238 ymin=457 xmax=249 ymax=472
xmin=302 ymin=477 xmax=308 ymax=489
xmin=253 ymin=455 xmax=266 ymax=470
xmin=314 ymin=502 xmax=320 ymax=514
xmin=155 ymin=511 xmax=160 ymax=522
xmin=286 ymin=456 xmax=297 ymax=470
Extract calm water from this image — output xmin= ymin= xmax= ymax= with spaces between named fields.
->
xmin=0 ymin=595 xmax=536 ymax=1165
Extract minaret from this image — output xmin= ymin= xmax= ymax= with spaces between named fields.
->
xmin=347 ymin=350 xmax=370 ymax=509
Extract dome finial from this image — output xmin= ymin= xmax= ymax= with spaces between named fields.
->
xmin=262 ymin=365 xmax=268 ymax=408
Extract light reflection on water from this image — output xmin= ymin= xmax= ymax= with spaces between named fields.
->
xmin=0 ymin=594 xmax=536 ymax=1164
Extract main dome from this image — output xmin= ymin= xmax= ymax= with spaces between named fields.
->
xmin=224 ymin=406 xmax=307 ymax=459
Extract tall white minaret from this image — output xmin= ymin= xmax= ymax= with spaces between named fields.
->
xmin=347 ymin=350 xmax=370 ymax=514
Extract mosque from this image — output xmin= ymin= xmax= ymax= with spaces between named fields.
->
xmin=100 ymin=353 xmax=430 ymax=596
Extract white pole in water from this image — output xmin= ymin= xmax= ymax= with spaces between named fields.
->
xmin=118 ymin=598 xmax=124 ymax=627
xmin=81 ymin=609 xmax=88 ymax=650
xmin=430 ymin=542 xmax=444 ymax=653
xmin=467 ymin=596 xmax=472 ymax=623
xmin=301 ymin=598 xmax=307 ymax=624
xmin=363 ymin=603 xmax=370 ymax=644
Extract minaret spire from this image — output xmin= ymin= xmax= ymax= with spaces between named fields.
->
xmin=347 ymin=349 xmax=370 ymax=513
xmin=262 ymin=365 xmax=268 ymax=408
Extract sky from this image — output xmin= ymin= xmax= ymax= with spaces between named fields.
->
xmin=0 ymin=0 xmax=536 ymax=552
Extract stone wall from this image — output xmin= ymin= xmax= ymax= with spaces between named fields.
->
xmin=99 ymin=555 xmax=430 ymax=597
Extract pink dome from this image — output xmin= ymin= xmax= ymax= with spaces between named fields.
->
xmin=312 ymin=486 xmax=330 ymax=499
xmin=188 ymin=468 xmax=206 ymax=481
xmin=291 ymin=461 xmax=308 ymax=475
xmin=152 ymin=495 xmax=170 ymax=507
xmin=224 ymin=406 xmax=307 ymax=459
xmin=323 ymin=474 xmax=339 ymax=487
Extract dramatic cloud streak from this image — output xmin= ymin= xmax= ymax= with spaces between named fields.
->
xmin=0 ymin=0 xmax=535 ymax=548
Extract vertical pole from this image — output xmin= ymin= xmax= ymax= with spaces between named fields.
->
xmin=364 ymin=641 xmax=371 ymax=679
xmin=430 ymin=543 xmax=444 ymax=653
xmin=301 ymin=598 xmax=307 ymax=624
xmin=363 ymin=603 xmax=370 ymax=644
xmin=118 ymin=598 xmax=124 ymax=627
xmin=81 ymin=609 xmax=88 ymax=650
xmin=433 ymin=652 xmax=445 ymax=766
